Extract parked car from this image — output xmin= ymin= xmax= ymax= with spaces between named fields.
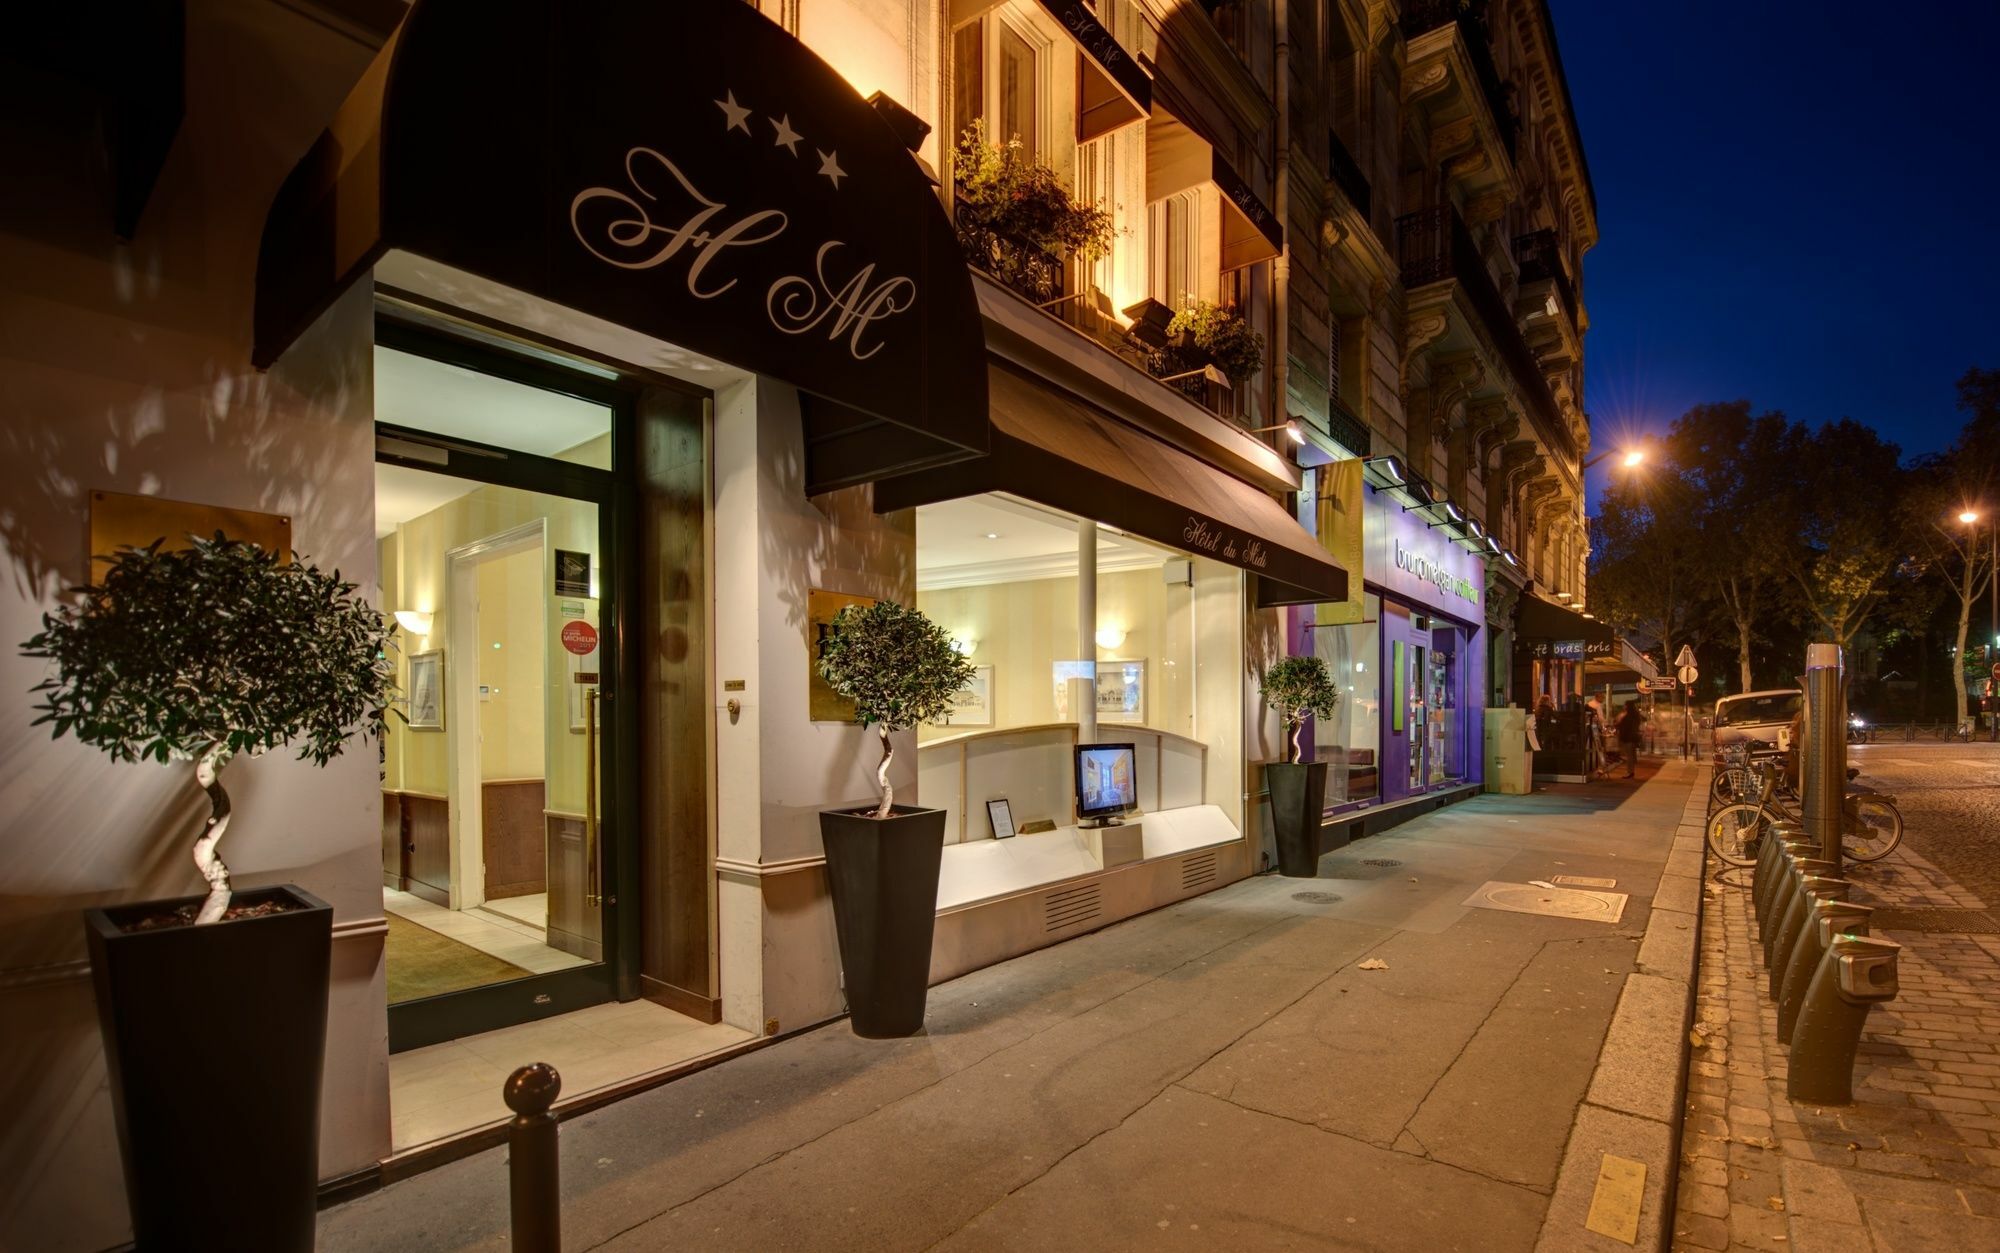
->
xmin=1711 ymin=688 xmax=1802 ymax=764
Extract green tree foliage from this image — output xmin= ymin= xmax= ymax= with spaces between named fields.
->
xmin=1258 ymin=655 xmax=1340 ymax=764
xmin=817 ymin=600 xmax=974 ymax=817
xmin=23 ymin=535 xmax=394 ymax=765
xmin=1588 ymin=464 xmax=1709 ymax=683
xmin=1778 ymin=419 xmax=1905 ymax=649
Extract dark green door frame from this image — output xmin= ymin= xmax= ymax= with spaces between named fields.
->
xmin=374 ymin=321 xmax=644 ymax=1053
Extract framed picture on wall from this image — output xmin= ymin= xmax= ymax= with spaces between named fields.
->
xmin=935 ymin=664 xmax=992 ymax=727
xmin=1096 ymin=658 xmax=1145 ymax=725
xmin=406 ymin=650 xmax=444 ymax=730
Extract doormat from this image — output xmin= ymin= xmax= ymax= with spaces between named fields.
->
xmin=1462 ymin=881 xmax=1629 ymax=925
xmin=1551 ymin=875 xmax=1619 ymax=889
xmin=385 ymin=913 xmax=535 ymax=1003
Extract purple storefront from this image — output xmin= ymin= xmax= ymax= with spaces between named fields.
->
xmin=1308 ymin=472 xmax=1487 ymax=822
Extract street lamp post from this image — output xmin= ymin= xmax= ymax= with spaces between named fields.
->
xmin=1958 ymin=509 xmax=1995 ymax=737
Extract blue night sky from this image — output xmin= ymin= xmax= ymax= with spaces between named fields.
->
xmin=1548 ymin=0 xmax=2000 ymax=506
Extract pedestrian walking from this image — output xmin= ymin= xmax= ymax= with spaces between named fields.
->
xmin=1616 ymin=700 xmax=1643 ymax=779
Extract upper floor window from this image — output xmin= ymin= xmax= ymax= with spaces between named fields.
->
xmin=1147 ymin=192 xmax=1199 ymax=309
xmin=951 ymin=7 xmax=1051 ymax=160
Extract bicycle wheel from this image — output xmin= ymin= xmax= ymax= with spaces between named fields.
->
xmin=1843 ymin=797 xmax=1903 ymax=862
xmin=1706 ymin=803 xmax=1767 ymax=867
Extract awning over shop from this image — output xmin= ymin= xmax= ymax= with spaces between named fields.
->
xmin=874 ymin=367 xmax=1347 ymax=607
xmin=1144 ymin=108 xmax=1284 ymax=271
xmin=253 ymin=0 xmax=987 ymax=490
xmin=1515 ymin=594 xmax=1618 ymax=663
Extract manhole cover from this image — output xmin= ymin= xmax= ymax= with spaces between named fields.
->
xmin=1463 ymin=881 xmax=1629 ymax=924
xmin=1292 ymin=891 xmax=1344 ymax=905
xmin=1361 ymin=858 xmax=1402 ymax=868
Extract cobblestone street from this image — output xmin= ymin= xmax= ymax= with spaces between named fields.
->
xmin=1675 ymin=748 xmax=2000 ymax=1250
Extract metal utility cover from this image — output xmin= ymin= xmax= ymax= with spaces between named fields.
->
xmin=1463 ymin=881 xmax=1629 ymax=924
xmin=1551 ymin=875 xmax=1619 ymax=889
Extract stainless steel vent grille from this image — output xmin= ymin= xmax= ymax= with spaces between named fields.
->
xmin=1181 ymin=850 xmax=1219 ymax=892
xmin=1044 ymin=883 xmax=1103 ymax=932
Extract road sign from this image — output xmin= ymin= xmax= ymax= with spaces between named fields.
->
xmin=1990 ymin=661 xmax=2000 ymax=679
xmin=1674 ymin=644 xmax=1698 ymax=668
xmin=1677 ymin=665 xmax=1699 ymax=685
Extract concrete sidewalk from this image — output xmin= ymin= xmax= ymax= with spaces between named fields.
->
xmin=322 ymin=762 xmax=1701 ymax=1252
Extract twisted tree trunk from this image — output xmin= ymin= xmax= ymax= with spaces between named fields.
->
xmin=1289 ymin=715 xmax=1305 ymax=765
xmin=875 ymin=725 xmax=894 ymax=819
xmin=192 ymin=744 xmax=235 ymax=925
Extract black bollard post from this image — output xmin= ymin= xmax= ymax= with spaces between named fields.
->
xmin=1770 ymin=876 xmax=1846 ymax=1001
xmin=1778 ymin=900 xmax=1873 ymax=1042
xmin=506 ymin=1063 xmax=563 ymax=1253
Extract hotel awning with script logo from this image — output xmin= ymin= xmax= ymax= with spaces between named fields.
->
xmin=1144 ymin=106 xmax=1285 ymax=272
xmin=253 ymin=0 xmax=987 ymax=491
xmin=874 ymin=367 xmax=1348 ymax=607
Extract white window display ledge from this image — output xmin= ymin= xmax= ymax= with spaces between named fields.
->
xmin=935 ymin=803 xmax=1238 ymax=913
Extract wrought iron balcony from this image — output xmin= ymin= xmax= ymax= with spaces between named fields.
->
xmin=1327 ymin=128 xmax=1372 ymax=221
xmin=1399 ymin=0 xmax=1517 ymax=161
xmin=1397 ymin=205 xmax=1575 ymax=462
xmin=1514 ymin=228 xmax=1578 ymax=330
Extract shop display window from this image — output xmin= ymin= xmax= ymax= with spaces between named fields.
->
xmin=1311 ymin=592 xmax=1381 ymax=805
xmin=914 ymin=493 xmax=1243 ymax=843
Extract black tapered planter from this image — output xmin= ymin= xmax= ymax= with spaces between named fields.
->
xmin=1267 ymin=761 xmax=1330 ymax=877
xmin=819 ymin=805 xmax=947 ymax=1038
xmin=85 ymin=884 xmax=332 ymax=1252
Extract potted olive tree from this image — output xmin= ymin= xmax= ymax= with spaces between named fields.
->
xmin=816 ymin=600 xmax=973 ymax=1037
xmin=22 ymin=534 xmax=393 ymax=1251
xmin=1259 ymin=655 xmax=1341 ymax=877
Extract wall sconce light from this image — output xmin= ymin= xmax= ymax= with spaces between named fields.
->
xmin=393 ymin=610 xmax=433 ymax=636
xmin=1156 ymin=363 xmax=1232 ymax=390
xmin=1095 ymin=625 xmax=1126 ymax=651
xmin=950 ymin=637 xmax=978 ymax=656
xmin=1247 ymin=419 xmax=1307 ymax=445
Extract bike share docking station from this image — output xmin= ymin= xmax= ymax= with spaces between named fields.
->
xmin=1737 ymin=645 xmax=1901 ymax=1105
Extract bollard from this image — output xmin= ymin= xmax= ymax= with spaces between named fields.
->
xmin=1789 ymin=934 xmax=1900 ymax=1105
xmin=1802 ymin=646 xmax=1847 ymax=872
xmin=505 ymin=1063 xmax=563 ymax=1253
xmin=1764 ymin=858 xmax=1835 ymax=967
xmin=1778 ymin=900 xmax=1874 ymax=1041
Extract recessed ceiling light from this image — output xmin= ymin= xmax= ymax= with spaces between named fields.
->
xmin=984 ymin=532 xmax=1001 ymax=540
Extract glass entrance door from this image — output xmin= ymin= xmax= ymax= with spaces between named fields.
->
xmin=374 ymin=329 xmax=633 ymax=1052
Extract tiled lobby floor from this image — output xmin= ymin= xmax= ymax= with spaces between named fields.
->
xmin=383 ymin=888 xmax=590 ymax=976
xmin=389 ymin=999 xmax=755 ymax=1152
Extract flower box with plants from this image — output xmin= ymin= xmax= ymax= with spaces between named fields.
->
xmin=953 ymin=120 xmax=1117 ymax=306
xmin=1159 ymin=298 xmax=1265 ymax=398
xmin=815 ymin=599 xmax=974 ymax=1037
xmin=1259 ymin=654 xmax=1340 ymax=877
xmin=23 ymin=534 xmax=393 ymax=1250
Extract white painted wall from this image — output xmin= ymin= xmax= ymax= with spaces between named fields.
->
xmin=0 ymin=5 xmax=386 ymax=1244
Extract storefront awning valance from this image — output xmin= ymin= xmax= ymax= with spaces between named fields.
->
xmin=1144 ymin=108 xmax=1284 ymax=272
xmin=874 ymin=367 xmax=1346 ymax=607
xmin=1515 ymin=593 xmax=1622 ymax=663
xmin=253 ymin=0 xmax=987 ymax=488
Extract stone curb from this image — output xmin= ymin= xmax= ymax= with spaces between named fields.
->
xmin=1535 ymin=761 xmax=1710 ymax=1252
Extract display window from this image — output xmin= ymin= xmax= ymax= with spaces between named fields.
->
xmin=1310 ymin=592 xmax=1382 ymax=805
xmin=912 ymin=493 xmax=1244 ymax=847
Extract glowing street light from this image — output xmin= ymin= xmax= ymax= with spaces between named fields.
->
xmin=1621 ymin=449 xmax=1646 ymax=468
xmin=1960 ymin=509 xmax=1980 ymax=524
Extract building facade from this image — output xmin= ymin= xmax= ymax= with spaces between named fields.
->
xmin=0 ymin=2 xmax=1593 ymax=1245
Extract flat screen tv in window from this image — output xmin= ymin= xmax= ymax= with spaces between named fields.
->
xmin=1075 ymin=742 xmax=1137 ymax=827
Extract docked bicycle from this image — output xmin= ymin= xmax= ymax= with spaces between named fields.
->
xmin=1705 ymin=757 xmax=1903 ymax=867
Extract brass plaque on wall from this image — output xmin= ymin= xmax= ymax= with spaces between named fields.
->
xmin=89 ymin=490 xmax=292 ymax=573
xmin=808 ymin=588 xmax=878 ymax=723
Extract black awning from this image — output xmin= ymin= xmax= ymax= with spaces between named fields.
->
xmin=1033 ymin=0 xmax=1151 ymax=142
xmin=873 ymin=367 xmax=1346 ymax=607
xmin=1145 ymin=108 xmax=1284 ymax=271
xmin=254 ymin=0 xmax=987 ymax=486
xmin=1515 ymin=594 xmax=1616 ymax=661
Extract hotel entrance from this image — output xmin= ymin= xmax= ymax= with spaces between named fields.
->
xmin=372 ymin=324 xmax=633 ymax=1054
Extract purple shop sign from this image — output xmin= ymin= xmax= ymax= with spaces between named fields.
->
xmin=1362 ymin=484 xmax=1483 ymax=620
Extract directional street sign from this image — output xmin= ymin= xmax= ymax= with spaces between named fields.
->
xmin=1644 ymin=676 xmax=1677 ymax=691
xmin=1677 ymin=665 xmax=1699 ymax=685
